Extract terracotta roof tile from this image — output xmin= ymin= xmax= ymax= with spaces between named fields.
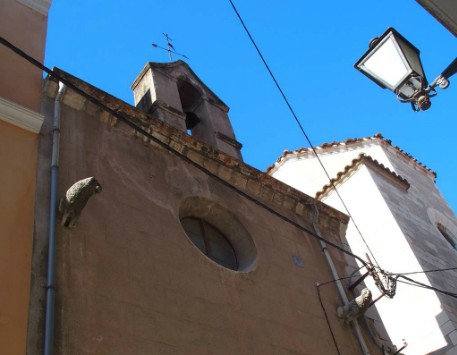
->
xmin=315 ymin=153 xmax=410 ymax=200
xmin=266 ymin=133 xmax=437 ymax=178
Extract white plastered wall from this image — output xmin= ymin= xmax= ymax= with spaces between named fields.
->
xmin=271 ymin=142 xmax=390 ymax=197
xmin=271 ymin=142 xmax=457 ymax=354
xmin=322 ymin=166 xmax=447 ymax=355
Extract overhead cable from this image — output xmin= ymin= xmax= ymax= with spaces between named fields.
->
xmin=0 ymin=35 xmax=369 ymax=268
xmin=5 ymin=36 xmax=457 ymax=303
xmin=226 ymin=0 xmax=380 ymax=267
xmin=395 ymin=266 xmax=457 ymax=276
xmin=396 ymin=275 xmax=457 ymax=299
xmin=316 ymin=284 xmax=342 ymax=355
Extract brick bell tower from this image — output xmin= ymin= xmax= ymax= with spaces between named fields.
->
xmin=131 ymin=61 xmax=243 ymax=160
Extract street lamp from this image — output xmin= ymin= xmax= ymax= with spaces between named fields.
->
xmin=355 ymin=27 xmax=457 ymax=112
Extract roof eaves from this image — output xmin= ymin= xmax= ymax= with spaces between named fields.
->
xmin=315 ymin=153 xmax=410 ymax=200
xmin=266 ymin=133 xmax=436 ymax=179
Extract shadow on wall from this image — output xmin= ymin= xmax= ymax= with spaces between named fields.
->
xmin=137 ymin=89 xmax=152 ymax=113
xmin=429 ymin=310 xmax=457 ymax=355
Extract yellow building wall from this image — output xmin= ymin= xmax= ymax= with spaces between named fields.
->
xmin=0 ymin=0 xmax=48 ymax=111
xmin=0 ymin=120 xmax=39 ymax=354
xmin=0 ymin=1 xmax=50 ymax=353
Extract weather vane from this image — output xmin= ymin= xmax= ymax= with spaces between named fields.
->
xmin=152 ymin=33 xmax=189 ymax=62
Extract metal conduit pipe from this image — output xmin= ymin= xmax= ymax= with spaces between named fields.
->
xmin=44 ymin=81 xmax=66 ymax=355
xmin=310 ymin=204 xmax=370 ymax=355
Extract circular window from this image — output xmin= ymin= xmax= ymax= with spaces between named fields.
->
xmin=181 ymin=217 xmax=238 ymax=270
xmin=179 ymin=197 xmax=256 ymax=272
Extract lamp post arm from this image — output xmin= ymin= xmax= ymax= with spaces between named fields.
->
xmin=429 ymin=57 xmax=457 ymax=90
xmin=441 ymin=57 xmax=457 ymax=80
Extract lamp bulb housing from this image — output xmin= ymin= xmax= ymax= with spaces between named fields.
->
xmin=417 ymin=95 xmax=431 ymax=111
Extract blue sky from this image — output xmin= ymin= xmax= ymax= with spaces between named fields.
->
xmin=45 ymin=1 xmax=456 ymax=212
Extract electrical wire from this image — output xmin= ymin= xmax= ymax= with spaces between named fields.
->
xmin=316 ymin=275 xmax=357 ymax=287
xmin=316 ymin=284 xmax=342 ymax=355
xmin=0 ymin=35 xmax=370 ymax=268
xmin=8 ymin=35 xmax=457 ymax=303
xmin=9 ymin=35 xmax=457 ymax=303
xmin=226 ymin=0 xmax=380 ymax=267
xmin=365 ymin=265 xmax=457 ymax=299
xmin=318 ymin=265 xmax=368 ymax=287
xmin=6 ymin=27 xmax=457 ymax=305
xmin=394 ymin=266 xmax=457 ymax=276
xmin=396 ymin=275 xmax=457 ymax=299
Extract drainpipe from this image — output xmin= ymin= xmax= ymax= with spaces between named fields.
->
xmin=44 ymin=81 xmax=66 ymax=355
xmin=311 ymin=204 xmax=370 ymax=355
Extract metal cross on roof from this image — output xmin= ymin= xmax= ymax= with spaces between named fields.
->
xmin=152 ymin=33 xmax=189 ymax=62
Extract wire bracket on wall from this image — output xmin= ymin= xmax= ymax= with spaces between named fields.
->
xmin=348 ymin=269 xmax=370 ymax=291
xmin=366 ymin=255 xmax=397 ymax=299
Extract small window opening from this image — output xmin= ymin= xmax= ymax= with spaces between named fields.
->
xmin=178 ymin=80 xmax=203 ymax=136
xmin=437 ymin=223 xmax=456 ymax=250
xmin=181 ymin=217 xmax=238 ymax=270
xmin=185 ymin=111 xmax=201 ymax=136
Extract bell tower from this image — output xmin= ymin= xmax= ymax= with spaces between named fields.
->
xmin=131 ymin=61 xmax=242 ymax=160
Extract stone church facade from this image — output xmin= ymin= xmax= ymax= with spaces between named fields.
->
xmin=2 ymin=2 xmax=456 ymax=354
xmin=26 ymin=62 xmax=383 ymax=354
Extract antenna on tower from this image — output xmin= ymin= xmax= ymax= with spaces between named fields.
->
xmin=152 ymin=33 xmax=189 ymax=62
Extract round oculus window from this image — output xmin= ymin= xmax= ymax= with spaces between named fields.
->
xmin=181 ymin=217 xmax=238 ymax=270
xmin=179 ymin=197 xmax=257 ymax=272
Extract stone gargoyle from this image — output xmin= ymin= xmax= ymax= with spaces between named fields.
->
xmin=58 ymin=177 xmax=102 ymax=228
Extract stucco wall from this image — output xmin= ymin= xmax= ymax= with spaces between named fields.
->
xmin=322 ymin=166 xmax=453 ymax=354
xmin=378 ymin=148 xmax=457 ymax=354
xmin=271 ymin=142 xmax=389 ymax=197
xmin=0 ymin=119 xmax=38 ymax=355
xmin=271 ymin=141 xmax=457 ymax=354
xmin=28 ymin=83 xmax=378 ymax=354
xmin=0 ymin=2 xmax=50 ymax=353
xmin=0 ymin=0 xmax=48 ymax=111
